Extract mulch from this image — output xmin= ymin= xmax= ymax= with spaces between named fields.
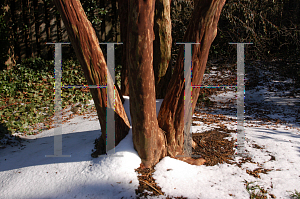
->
xmin=134 ymin=127 xmax=238 ymax=199
xmin=134 ymin=62 xmax=275 ymax=198
xmin=134 ymin=123 xmax=278 ymax=198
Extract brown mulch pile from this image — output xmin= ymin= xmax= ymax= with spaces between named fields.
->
xmin=130 ymin=61 xmax=282 ymax=198
xmin=134 ymin=127 xmax=238 ymax=198
xmin=134 ymin=63 xmax=241 ymax=198
xmin=135 ymin=165 xmax=188 ymax=199
xmin=134 ymin=126 xmax=275 ymax=198
xmin=192 ymin=129 xmax=236 ymax=166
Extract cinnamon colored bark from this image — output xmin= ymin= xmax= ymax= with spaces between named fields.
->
xmin=153 ymin=0 xmax=172 ymax=99
xmin=158 ymin=0 xmax=226 ymax=161
xmin=54 ymin=0 xmax=226 ymax=168
xmin=117 ymin=0 xmax=130 ymax=96
xmin=53 ymin=0 xmax=130 ymax=155
xmin=127 ymin=0 xmax=167 ymax=168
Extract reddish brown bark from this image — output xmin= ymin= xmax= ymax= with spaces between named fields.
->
xmin=54 ymin=0 xmax=226 ymax=169
xmin=127 ymin=0 xmax=167 ymax=168
xmin=53 ymin=0 xmax=130 ymax=155
xmin=158 ymin=0 xmax=226 ymax=162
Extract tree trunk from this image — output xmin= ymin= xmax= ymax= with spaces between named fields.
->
xmin=54 ymin=0 xmax=225 ymax=169
xmin=127 ymin=0 xmax=168 ymax=168
xmin=117 ymin=0 xmax=130 ymax=96
xmin=158 ymin=0 xmax=226 ymax=163
xmin=53 ymin=0 xmax=130 ymax=156
xmin=153 ymin=0 xmax=172 ymax=99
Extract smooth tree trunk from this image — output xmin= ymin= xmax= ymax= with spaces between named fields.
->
xmin=53 ymin=0 xmax=130 ymax=156
xmin=153 ymin=0 xmax=172 ymax=99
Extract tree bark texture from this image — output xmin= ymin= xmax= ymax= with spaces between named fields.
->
xmin=153 ymin=0 xmax=172 ymax=99
xmin=127 ymin=0 xmax=167 ymax=168
xmin=117 ymin=0 xmax=130 ymax=96
xmin=158 ymin=0 xmax=226 ymax=161
xmin=53 ymin=0 xmax=130 ymax=155
xmin=54 ymin=0 xmax=225 ymax=169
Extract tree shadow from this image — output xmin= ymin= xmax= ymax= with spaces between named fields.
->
xmin=8 ymin=180 xmax=137 ymax=199
xmin=0 ymin=121 xmax=12 ymax=140
xmin=0 ymin=128 xmax=135 ymax=172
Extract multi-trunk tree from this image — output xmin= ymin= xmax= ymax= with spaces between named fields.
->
xmin=53 ymin=0 xmax=226 ymax=169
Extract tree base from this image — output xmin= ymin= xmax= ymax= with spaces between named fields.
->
xmin=91 ymin=135 xmax=106 ymax=158
xmin=174 ymin=156 xmax=206 ymax=166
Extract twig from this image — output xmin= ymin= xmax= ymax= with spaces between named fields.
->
xmin=140 ymin=180 xmax=163 ymax=196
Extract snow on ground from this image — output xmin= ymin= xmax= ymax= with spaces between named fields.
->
xmin=1 ymin=62 xmax=300 ymax=199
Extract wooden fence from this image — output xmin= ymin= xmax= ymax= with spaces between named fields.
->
xmin=3 ymin=0 xmax=120 ymax=68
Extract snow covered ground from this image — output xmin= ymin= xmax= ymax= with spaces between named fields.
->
xmin=0 ymin=62 xmax=300 ymax=198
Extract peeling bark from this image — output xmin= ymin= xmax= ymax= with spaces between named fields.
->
xmin=53 ymin=0 xmax=130 ymax=156
xmin=54 ymin=0 xmax=226 ymax=169
xmin=127 ymin=0 xmax=167 ymax=168
xmin=158 ymin=0 xmax=226 ymax=163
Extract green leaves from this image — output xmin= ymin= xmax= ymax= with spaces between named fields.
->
xmin=0 ymin=58 xmax=93 ymax=137
xmin=81 ymin=1 xmax=107 ymax=26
